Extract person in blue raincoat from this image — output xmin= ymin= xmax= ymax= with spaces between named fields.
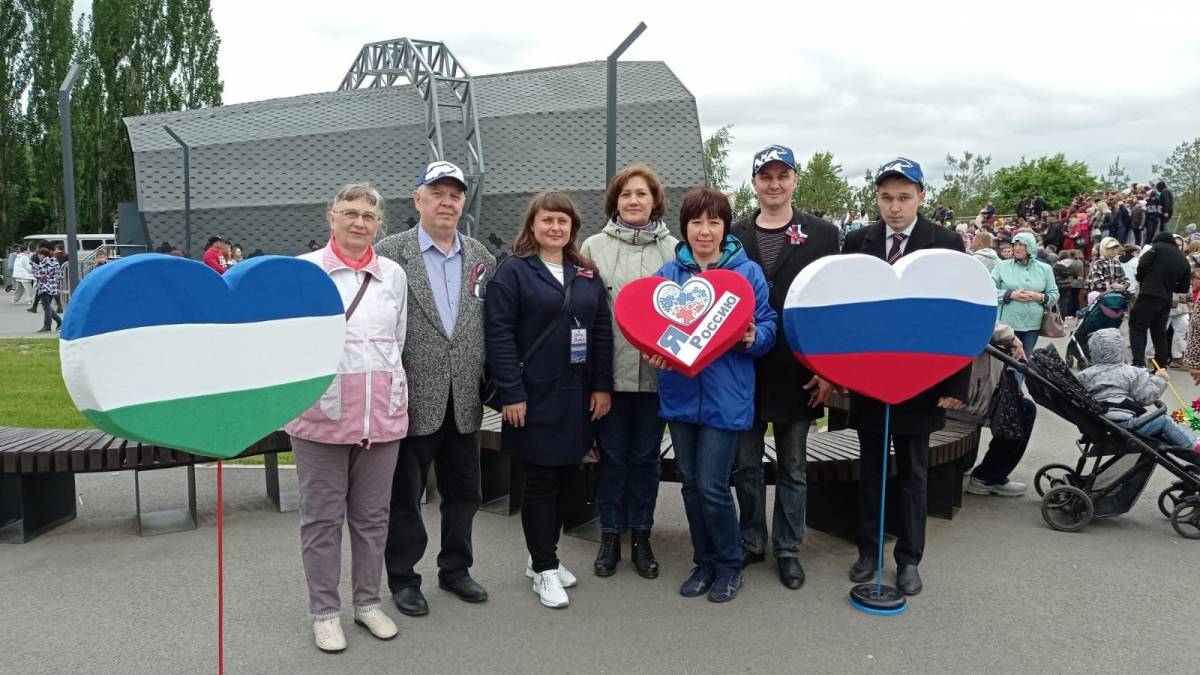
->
xmin=646 ymin=187 xmax=776 ymax=603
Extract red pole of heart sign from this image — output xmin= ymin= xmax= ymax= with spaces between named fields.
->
xmin=614 ymin=269 xmax=755 ymax=378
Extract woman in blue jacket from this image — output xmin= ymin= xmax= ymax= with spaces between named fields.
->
xmin=649 ymin=187 xmax=776 ymax=602
xmin=485 ymin=192 xmax=614 ymax=609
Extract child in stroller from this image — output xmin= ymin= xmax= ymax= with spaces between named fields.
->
xmin=1076 ymin=328 xmax=1199 ymax=452
xmin=1065 ymin=291 xmax=1128 ymax=370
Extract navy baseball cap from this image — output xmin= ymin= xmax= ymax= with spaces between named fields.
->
xmin=416 ymin=160 xmax=468 ymax=191
xmin=751 ymin=145 xmax=797 ymax=176
xmin=874 ymin=157 xmax=924 ymax=188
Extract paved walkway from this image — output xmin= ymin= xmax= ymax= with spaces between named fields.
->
xmin=4 ymin=366 xmax=1199 ymax=673
xmin=0 ymin=288 xmax=60 ymax=338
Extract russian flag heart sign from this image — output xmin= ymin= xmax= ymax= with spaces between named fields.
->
xmin=783 ymin=249 xmax=997 ymax=405
xmin=614 ymin=269 xmax=754 ymax=377
xmin=60 ymin=254 xmax=345 ymax=459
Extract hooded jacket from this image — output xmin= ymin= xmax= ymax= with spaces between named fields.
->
xmin=1076 ymin=328 xmax=1167 ymax=421
xmin=1135 ymin=232 xmax=1191 ymax=301
xmin=580 ymin=219 xmax=679 ymax=393
xmin=972 ymin=246 xmax=1000 ymax=272
xmin=654 ymin=235 xmax=776 ymax=431
xmin=992 ymin=232 xmax=1059 ymax=332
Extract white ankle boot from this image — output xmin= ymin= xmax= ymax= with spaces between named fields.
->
xmin=313 ymin=617 xmax=347 ymax=652
xmin=525 ymin=555 xmax=577 ymax=587
xmin=353 ymin=607 xmax=398 ymax=640
xmin=532 ymin=569 xmax=570 ymax=608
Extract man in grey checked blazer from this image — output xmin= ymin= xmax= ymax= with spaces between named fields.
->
xmin=379 ymin=161 xmax=497 ymax=616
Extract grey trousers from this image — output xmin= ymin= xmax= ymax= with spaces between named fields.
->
xmin=292 ymin=436 xmax=400 ymax=618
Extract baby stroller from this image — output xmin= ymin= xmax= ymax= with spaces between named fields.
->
xmin=988 ymin=344 xmax=1200 ymax=538
xmin=1064 ymin=291 xmax=1128 ymax=370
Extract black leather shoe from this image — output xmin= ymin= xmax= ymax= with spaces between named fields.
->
xmin=594 ymin=533 xmax=620 ymax=577
xmin=438 ymin=575 xmax=489 ymax=603
xmin=392 ymin=586 xmax=428 ymax=616
xmin=777 ymin=557 xmax=806 ymax=589
xmin=896 ymin=565 xmax=922 ymax=596
xmin=630 ymin=529 xmax=659 ymax=579
xmin=741 ymin=549 xmax=766 ymax=569
xmin=849 ymin=555 xmax=874 ymax=583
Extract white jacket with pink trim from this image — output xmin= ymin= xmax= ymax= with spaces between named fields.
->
xmin=284 ymin=244 xmax=409 ymax=444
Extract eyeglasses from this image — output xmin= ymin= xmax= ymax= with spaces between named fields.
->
xmin=332 ymin=208 xmax=381 ymax=224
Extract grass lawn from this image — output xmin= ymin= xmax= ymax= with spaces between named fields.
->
xmin=0 ymin=338 xmax=283 ymax=465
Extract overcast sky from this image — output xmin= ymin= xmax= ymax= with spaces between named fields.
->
xmin=80 ymin=0 xmax=1200 ymax=192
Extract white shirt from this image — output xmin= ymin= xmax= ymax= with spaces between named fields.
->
xmin=884 ymin=217 xmax=918 ymax=256
xmin=543 ymin=259 xmax=564 ymax=285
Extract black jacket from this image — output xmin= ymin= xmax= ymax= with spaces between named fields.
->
xmin=1033 ymin=195 xmax=1046 ymax=214
xmin=840 ymin=215 xmax=972 ymax=435
xmin=1135 ymin=233 xmax=1191 ymax=301
xmin=484 ymin=254 xmax=614 ymax=466
xmin=1161 ymin=188 xmax=1175 ymax=220
xmin=733 ymin=209 xmax=840 ymax=421
xmin=1043 ymin=221 xmax=1064 ymax=250
xmin=1114 ymin=204 xmax=1131 ymax=231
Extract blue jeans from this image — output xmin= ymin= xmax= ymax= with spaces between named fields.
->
xmin=1124 ymin=414 xmax=1194 ymax=448
xmin=734 ymin=421 xmax=808 ymax=557
xmin=594 ymin=392 xmax=664 ymax=534
xmin=1014 ymin=329 xmax=1040 ymax=389
xmin=668 ymin=421 xmax=742 ymax=577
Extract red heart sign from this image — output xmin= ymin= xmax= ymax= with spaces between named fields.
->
xmin=614 ymin=269 xmax=755 ymax=377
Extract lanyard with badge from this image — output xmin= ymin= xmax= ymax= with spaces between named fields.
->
xmin=568 ymin=268 xmax=592 ymax=365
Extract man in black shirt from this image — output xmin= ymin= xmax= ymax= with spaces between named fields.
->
xmin=731 ymin=145 xmax=840 ymax=590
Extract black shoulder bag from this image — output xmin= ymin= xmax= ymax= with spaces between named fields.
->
xmin=480 ymin=278 xmax=574 ymax=411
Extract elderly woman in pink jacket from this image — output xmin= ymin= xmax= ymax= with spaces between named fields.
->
xmin=284 ymin=182 xmax=410 ymax=653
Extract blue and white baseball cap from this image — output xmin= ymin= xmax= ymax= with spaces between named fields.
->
xmin=416 ymin=160 xmax=468 ymax=191
xmin=874 ymin=157 xmax=924 ymax=188
xmin=751 ymin=145 xmax=797 ymax=176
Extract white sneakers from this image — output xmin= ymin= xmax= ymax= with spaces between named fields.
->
xmin=525 ymin=556 xmax=578 ymax=588
xmin=313 ymin=608 xmax=398 ymax=653
xmin=532 ymin=569 xmax=570 ymax=608
xmin=313 ymin=617 xmax=346 ymax=653
xmin=967 ymin=477 xmax=1027 ymax=497
xmin=353 ymin=607 xmax=398 ymax=640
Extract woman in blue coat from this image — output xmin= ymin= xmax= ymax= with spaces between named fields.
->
xmin=649 ymin=187 xmax=776 ymax=602
xmin=485 ymin=192 xmax=614 ymax=609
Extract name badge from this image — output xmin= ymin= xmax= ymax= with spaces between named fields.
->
xmin=569 ymin=328 xmax=588 ymax=364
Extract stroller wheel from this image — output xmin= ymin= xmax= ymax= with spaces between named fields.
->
xmin=1034 ymin=463 xmax=1077 ymax=497
xmin=1170 ymin=499 xmax=1200 ymax=540
xmin=1158 ymin=485 xmax=1191 ymax=518
xmin=1041 ymin=485 xmax=1094 ymax=532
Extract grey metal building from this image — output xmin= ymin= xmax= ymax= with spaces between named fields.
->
xmin=123 ymin=54 xmax=704 ymax=257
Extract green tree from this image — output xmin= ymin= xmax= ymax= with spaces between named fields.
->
xmin=0 ymin=1 xmax=30 ymax=244
xmin=851 ymin=169 xmax=876 ymax=220
xmin=792 ymin=151 xmax=851 ymax=216
xmin=22 ymin=0 xmax=75 ymax=229
xmin=992 ymin=154 xmax=1098 ymax=214
xmin=1153 ymin=138 xmax=1200 ymax=228
xmin=1098 ymin=155 xmax=1131 ymax=192
xmin=702 ymin=124 xmax=733 ymax=190
xmin=732 ymin=181 xmax=756 ymax=219
xmin=939 ymin=150 xmax=993 ymax=218
xmin=175 ymin=0 xmax=222 ymax=108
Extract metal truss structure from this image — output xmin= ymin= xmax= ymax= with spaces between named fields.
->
xmin=339 ymin=38 xmax=485 ymax=236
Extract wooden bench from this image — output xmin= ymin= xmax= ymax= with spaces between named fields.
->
xmin=476 ymin=408 xmax=980 ymax=543
xmin=0 ymin=427 xmax=293 ymax=543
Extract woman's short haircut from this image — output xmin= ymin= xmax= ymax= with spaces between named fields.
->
xmin=329 ymin=182 xmax=384 ymax=220
xmin=678 ymin=187 xmax=733 ymax=241
xmin=971 ymin=231 xmax=993 ymax=249
xmin=604 ymin=163 xmax=667 ymax=223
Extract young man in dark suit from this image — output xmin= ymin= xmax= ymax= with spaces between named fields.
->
xmin=840 ymin=157 xmax=970 ymax=596
xmin=731 ymin=145 xmax=840 ymax=589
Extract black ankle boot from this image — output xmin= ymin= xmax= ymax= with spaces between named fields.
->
xmin=594 ymin=533 xmax=620 ymax=577
xmin=630 ymin=529 xmax=659 ymax=579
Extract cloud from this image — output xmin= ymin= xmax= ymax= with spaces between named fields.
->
xmin=179 ymin=0 xmax=1200 ymax=191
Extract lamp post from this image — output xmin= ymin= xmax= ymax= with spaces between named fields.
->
xmin=606 ymin=22 xmax=647 ymax=184
xmin=58 ymin=63 xmax=81 ymax=291
xmin=163 ymin=126 xmax=193 ymax=258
